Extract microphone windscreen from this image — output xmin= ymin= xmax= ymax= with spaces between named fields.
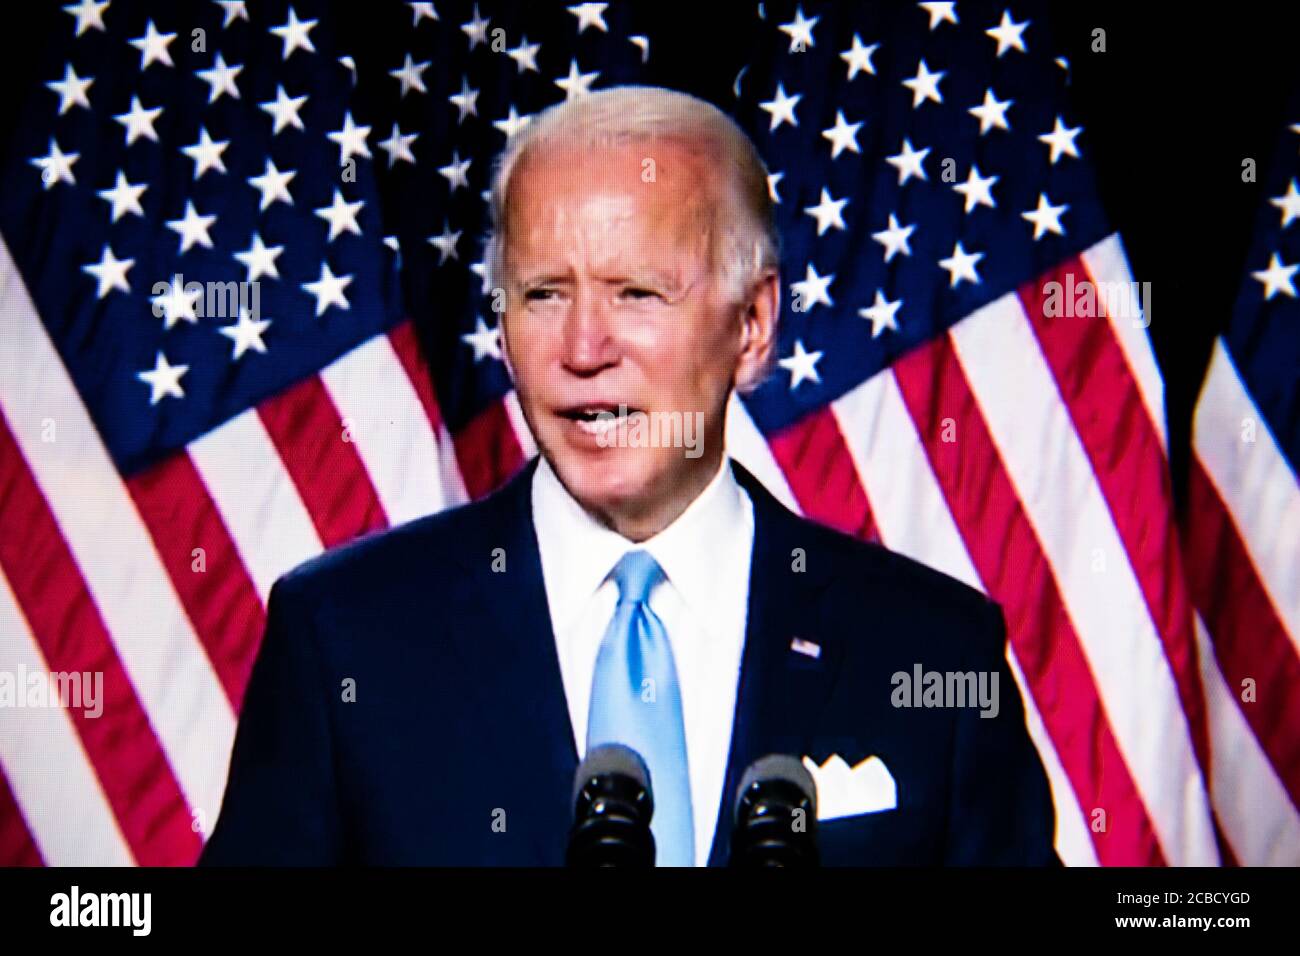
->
xmin=572 ymin=743 xmax=652 ymax=807
xmin=735 ymin=754 xmax=817 ymax=818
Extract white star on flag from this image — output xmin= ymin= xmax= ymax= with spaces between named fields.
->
xmin=804 ymin=189 xmax=848 ymax=235
xmin=46 ymin=64 xmax=93 ymax=114
xmin=114 ymin=96 xmax=163 ymax=145
xmin=886 ymin=138 xmax=930 ymax=185
xmin=196 ymin=53 xmax=243 ymax=103
xmin=791 ymin=263 xmax=835 ymax=310
xmin=953 ymin=165 xmax=999 ymax=213
xmin=63 ymin=0 xmax=109 ymax=36
xmin=438 ymin=151 xmax=472 ymax=192
xmin=271 ymin=6 xmax=318 ymax=59
xmin=30 ymin=138 xmax=78 ymax=188
xmin=858 ymin=291 xmax=902 ymax=337
xmin=390 ymin=54 xmax=431 ymax=97
xmin=461 ymin=317 xmax=502 ymax=362
xmin=408 ymin=2 xmax=439 ymax=26
xmin=328 ymin=112 xmax=373 ymax=164
xmin=219 ymin=308 xmax=272 ymax=360
xmin=151 ymin=275 xmax=201 ymax=330
xmin=759 ymin=83 xmax=801 ymax=131
xmin=428 ymin=224 xmax=462 ymax=264
xmin=461 ymin=3 xmax=491 ymax=48
xmin=259 ymin=85 xmax=308 ymax=134
xmin=969 ymin=88 xmax=1012 ymax=134
xmin=1269 ymin=179 xmax=1300 ymax=228
xmin=248 ymin=159 xmax=296 ymax=210
xmin=986 ymin=10 xmax=1029 ymax=57
xmin=779 ymin=6 xmax=818 ymax=52
xmin=378 ymin=123 xmax=419 ymax=167
xmin=129 ymin=20 xmax=176 ymax=70
xmin=1251 ymin=253 xmax=1298 ymax=300
xmin=779 ymin=339 xmax=823 ymax=390
xmin=939 ymin=241 xmax=985 ymax=287
xmin=97 ymin=172 xmax=146 ymax=221
xmin=166 ymin=201 xmax=217 ymax=254
xmin=1039 ymin=116 xmax=1082 ymax=163
xmin=1022 ymin=193 xmax=1069 ymax=240
xmin=840 ymin=35 xmax=878 ymax=79
xmin=872 ymin=213 xmax=915 ymax=262
xmin=449 ymin=77 xmax=479 ymax=123
xmin=315 ymin=190 xmax=365 ymax=242
xmin=568 ymin=3 xmax=608 ymax=33
xmin=137 ymin=352 xmax=188 ymax=405
xmin=82 ymin=244 xmax=133 ymax=298
xmin=822 ymin=111 xmax=863 ymax=159
xmin=903 ymin=59 xmax=945 ymax=107
xmin=302 ymin=263 xmax=354 ymax=315
xmin=555 ymin=60 xmax=599 ymax=100
xmin=181 ymin=128 xmax=230 ymax=179
xmin=918 ymin=2 xmax=958 ymax=30
xmin=233 ymin=233 xmax=285 ymax=282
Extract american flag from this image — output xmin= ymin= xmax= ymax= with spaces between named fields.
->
xmin=0 ymin=0 xmax=1294 ymax=866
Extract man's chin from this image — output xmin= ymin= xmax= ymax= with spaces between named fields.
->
xmin=549 ymin=454 xmax=662 ymax=528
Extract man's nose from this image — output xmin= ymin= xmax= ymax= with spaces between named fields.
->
xmin=561 ymin=288 xmax=618 ymax=375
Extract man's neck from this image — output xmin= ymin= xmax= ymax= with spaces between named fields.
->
xmin=556 ymin=452 xmax=729 ymax=543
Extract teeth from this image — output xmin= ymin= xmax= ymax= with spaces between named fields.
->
xmin=574 ymin=416 xmax=620 ymax=436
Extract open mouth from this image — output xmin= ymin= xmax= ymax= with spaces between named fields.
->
xmin=558 ymin=403 xmax=642 ymax=436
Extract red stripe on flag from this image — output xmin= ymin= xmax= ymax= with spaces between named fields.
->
xmin=0 ymin=411 xmax=201 ymax=865
xmin=766 ymin=406 xmax=878 ymax=541
xmin=125 ymin=451 xmax=267 ymax=712
xmin=258 ymin=375 xmax=388 ymax=548
xmin=0 ymin=765 xmax=43 ymax=866
xmin=1019 ymin=260 xmax=1213 ymax=778
xmin=892 ymin=336 xmax=1166 ymax=865
xmin=388 ymin=320 xmax=445 ymax=431
xmin=1184 ymin=457 xmax=1300 ymax=811
xmin=453 ymin=398 xmax=526 ymax=500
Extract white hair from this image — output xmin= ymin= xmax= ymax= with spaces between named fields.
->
xmin=483 ymin=85 xmax=781 ymax=304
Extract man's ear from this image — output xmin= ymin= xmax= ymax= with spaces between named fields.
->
xmin=733 ymin=269 xmax=780 ymax=394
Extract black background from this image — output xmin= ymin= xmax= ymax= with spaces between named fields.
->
xmin=3 ymin=0 xmax=1295 ymax=511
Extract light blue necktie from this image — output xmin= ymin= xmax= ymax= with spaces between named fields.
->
xmin=586 ymin=550 xmax=695 ymax=866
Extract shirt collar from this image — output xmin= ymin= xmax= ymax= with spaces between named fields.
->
xmin=531 ymin=453 xmax=749 ymax=634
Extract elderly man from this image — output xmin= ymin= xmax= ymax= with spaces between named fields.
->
xmin=201 ymin=86 xmax=1057 ymax=866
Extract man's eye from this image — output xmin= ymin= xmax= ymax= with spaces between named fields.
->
xmin=620 ymin=287 xmax=660 ymax=301
xmin=524 ymin=288 xmax=557 ymax=302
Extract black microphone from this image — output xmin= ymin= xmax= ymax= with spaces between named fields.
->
xmin=729 ymin=754 xmax=820 ymax=867
xmin=566 ymin=743 xmax=656 ymax=867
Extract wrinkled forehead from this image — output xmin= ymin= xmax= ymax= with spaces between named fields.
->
xmin=502 ymin=138 xmax=723 ymax=277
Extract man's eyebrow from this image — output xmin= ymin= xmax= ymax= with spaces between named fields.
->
xmin=515 ymin=270 xmax=574 ymax=287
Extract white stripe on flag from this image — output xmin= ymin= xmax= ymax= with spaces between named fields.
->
xmin=726 ymin=393 xmax=800 ymax=513
xmin=0 ymin=238 xmax=235 ymax=823
xmin=1193 ymin=613 xmax=1300 ymax=864
xmin=502 ymin=389 xmax=538 ymax=462
xmin=1194 ymin=339 xmax=1300 ymax=651
xmin=831 ymin=370 xmax=1098 ymax=866
xmin=0 ymin=569 xmax=134 ymax=866
xmin=320 ymin=335 xmax=458 ymax=525
xmin=950 ymin=291 xmax=1220 ymax=865
xmin=189 ymin=411 xmax=323 ymax=604
xmin=1081 ymin=235 xmax=1167 ymax=448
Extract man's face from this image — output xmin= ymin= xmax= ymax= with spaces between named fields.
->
xmin=500 ymin=138 xmax=761 ymax=535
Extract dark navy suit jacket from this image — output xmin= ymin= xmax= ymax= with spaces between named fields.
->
xmin=201 ymin=457 xmax=1058 ymax=866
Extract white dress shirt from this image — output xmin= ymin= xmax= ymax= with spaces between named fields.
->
xmin=531 ymin=453 xmax=755 ymax=866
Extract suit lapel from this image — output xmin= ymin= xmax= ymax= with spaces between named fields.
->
xmin=706 ymin=462 xmax=847 ymax=866
xmin=446 ymin=458 xmax=579 ymax=863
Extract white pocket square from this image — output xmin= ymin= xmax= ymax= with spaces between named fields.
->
xmin=802 ymin=754 xmax=897 ymax=820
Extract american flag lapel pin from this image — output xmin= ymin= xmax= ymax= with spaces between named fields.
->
xmin=790 ymin=636 xmax=822 ymax=659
